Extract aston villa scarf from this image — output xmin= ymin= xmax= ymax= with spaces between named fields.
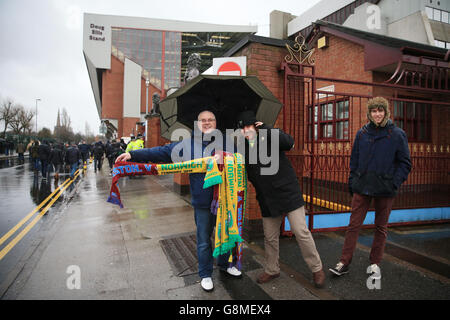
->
xmin=107 ymin=158 xmax=210 ymax=208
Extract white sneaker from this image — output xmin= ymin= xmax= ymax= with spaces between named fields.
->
xmin=200 ymin=277 xmax=214 ymax=292
xmin=368 ymin=264 xmax=381 ymax=280
xmin=226 ymin=266 xmax=242 ymax=277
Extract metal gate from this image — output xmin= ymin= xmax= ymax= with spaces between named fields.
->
xmin=280 ymin=57 xmax=450 ymax=233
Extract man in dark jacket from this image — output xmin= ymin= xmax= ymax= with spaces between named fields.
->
xmin=93 ymin=141 xmax=105 ymax=172
xmin=107 ymin=138 xmax=123 ymax=174
xmin=330 ymin=97 xmax=411 ymax=280
xmin=65 ymin=142 xmax=81 ymax=179
xmin=115 ymin=110 xmax=240 ymax=292
xmin=38 ymin=140 xmax=51 ymax=179
xmin=78 ymin=140 xmax=91 ymax=168
xmin=49 ymin=143 xmax=64 ymax=180
xmin=236 ymin=110 xmax=325 ymax=288
xmin=30 ymin=140 xmax=40 ymax=171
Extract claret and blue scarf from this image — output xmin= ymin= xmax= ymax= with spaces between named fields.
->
xmin=107 ymin=153 xmax=247 ymax=270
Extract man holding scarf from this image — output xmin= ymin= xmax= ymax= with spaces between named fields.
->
xmin=236 ymin=110 xmax=326 ymax=288
xmin=115 ymin=110 xmax=241 ymax=292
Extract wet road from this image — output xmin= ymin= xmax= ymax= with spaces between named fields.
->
xmin=0 ymin=158 xmax=72 ymax=285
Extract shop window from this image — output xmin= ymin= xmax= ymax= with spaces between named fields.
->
xmin=425 ymin=6 xmax=450 ymax=23
xmin=308 ymin=99 xmax=349 ymax=141
xmin=434 ymin=8 xmax=441 ymax=21
xmin=393 ymin=100 xmax=431 ymax=142
xmin=442 ymin=11 xmax=449 ymax=23
xmin=435 ymin=39 xmax=446 ymax=48
xmin=426 ymin=6 xmax=434 ymax=19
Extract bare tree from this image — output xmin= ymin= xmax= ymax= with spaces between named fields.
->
xmin=0 ymin=98 xmax=16 ymax=137
xmin=9 ymin=105 xmax=35 ymax=135
xmin=61 ymin=108 xmax=72 ymax=131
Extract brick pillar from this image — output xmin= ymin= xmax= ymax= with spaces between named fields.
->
xmin=173 ymin=173 xmax=190 ymax=195
xmin=147 ymin=116 xmax=161 ymax=148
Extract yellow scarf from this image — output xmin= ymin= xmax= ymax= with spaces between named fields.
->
xmin=109 ymin=155 xmax=246 ymax=259
xmin=211 ymin=153 xmax=245 ymax=258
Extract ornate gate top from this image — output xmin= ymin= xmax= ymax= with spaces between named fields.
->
xmin=285 ymin=35 xmax=315 ymax=65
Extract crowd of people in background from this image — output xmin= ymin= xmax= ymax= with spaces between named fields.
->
xmin=1 ymin=133 xmax=145 ymax=181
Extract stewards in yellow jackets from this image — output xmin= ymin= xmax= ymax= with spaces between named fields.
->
xmin=125 ymin=134 xmax=144 ymax=153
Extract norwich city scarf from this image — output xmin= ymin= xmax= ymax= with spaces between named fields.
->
xmin=209 ymin=153 xmax=246 ymax=269
xmin=107 ymin=155 xmax=246 ymax=269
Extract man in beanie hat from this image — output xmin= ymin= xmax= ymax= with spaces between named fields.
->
xmin=236 ymin=110 xmax=326 ymax=288
xmin=330 ymin=97 xmax=411 ymax=279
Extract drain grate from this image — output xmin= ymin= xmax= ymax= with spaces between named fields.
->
xmin=160 ymin=233 xmax=198 ymax=277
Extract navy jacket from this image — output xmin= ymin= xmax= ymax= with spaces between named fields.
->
xmin=65 ymin=146 xmax=81 ymax=165
xmin=129 ymin=135 xmax=230 ymax=209
xmin=349 ymin=120 xmax=411 ymax=197
xmin=78 ymin=143 xmax=90 ymax=155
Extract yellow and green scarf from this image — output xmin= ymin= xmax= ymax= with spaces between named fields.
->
xmin=108 ymin=154 xmax=246 ymax=267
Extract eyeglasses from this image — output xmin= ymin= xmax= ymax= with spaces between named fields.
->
xmin=198 ymin=118 xmax=216 ymax=123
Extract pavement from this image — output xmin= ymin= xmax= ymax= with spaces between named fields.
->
xmin=1 ymin=161 xmax=449 ymax=302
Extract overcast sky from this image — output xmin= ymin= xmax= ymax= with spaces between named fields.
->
xmin=0 ymin=0 xmax=320 ymax=135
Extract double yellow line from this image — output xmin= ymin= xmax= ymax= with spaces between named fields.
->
xmin=0 ymin=170 xmax=81 ymax=261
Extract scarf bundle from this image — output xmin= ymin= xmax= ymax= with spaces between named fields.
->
xmin=211 ymin=153 xmax=245 ymax=265
xmin=107 ymin=154 xmax=246 ymax=269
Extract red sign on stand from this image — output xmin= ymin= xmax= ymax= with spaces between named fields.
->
xmin=213 ymin=57 xmax=246 ymax=76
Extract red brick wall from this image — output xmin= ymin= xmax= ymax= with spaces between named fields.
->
xmin=102 ymin=55 xmax=125 ymax=136
xmin=231 ymin=42 xmax=287 ymax=227
xmin=101 ymin=55 xmax=162 ymax=139
xmin=231 ymin=35 xmax=449 ymax=237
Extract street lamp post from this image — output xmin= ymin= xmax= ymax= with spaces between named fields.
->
xmin=145 ymin=78 xmax=150 ymax=147
xmin=35 ymin=98 xmax=41 ymax=134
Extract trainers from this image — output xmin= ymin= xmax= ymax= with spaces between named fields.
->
xmin=200 ymin=277 xmax=214 ymax=292
xmin=223 ymin=266 xmax=242 ymax=278
xmin=368 ymin=264 xmax=381 ymax=280
xmin=329 ymin=262 xmax=349 ymax=276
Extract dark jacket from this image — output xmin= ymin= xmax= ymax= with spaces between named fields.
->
xmin=130 ymin=134 xmax=229 ymax=209
xmin=65 ymin=146 xmax=81 ymax=165
xmin=31 ymin=143 xmax=39 ymax=158
xmin=38 ymin=142 xmax=51 ymax=161
xmin=110 ymin=141 xmax=123 ymax=159
xmin=241 ymin=124 xmax=305 ymax=218
xmin=78 ymin=143 xmax=90 ymax=155
xmin=349 ymin=120 xmax=412 ymax=197
xmin=93 ymin=143 xmax=105 ymax=159
xmin=49 ymin=147 xmax=64 ymax=165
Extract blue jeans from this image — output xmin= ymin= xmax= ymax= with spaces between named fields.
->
xmin=70 ymin=162 xmax=78 ymax=178
xmin=40 ymin=159 xmax=48 ymax=178
xmin=32 ymin=158 xmax=40 ymax=170
xmin=194 ymin=207 xmax=229 ymax=278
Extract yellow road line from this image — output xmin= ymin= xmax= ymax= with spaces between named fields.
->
xmin=0 ymin=176 xmax=72 ymax=247
xmin=0 ymin=170 xmax=80 ymax=261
